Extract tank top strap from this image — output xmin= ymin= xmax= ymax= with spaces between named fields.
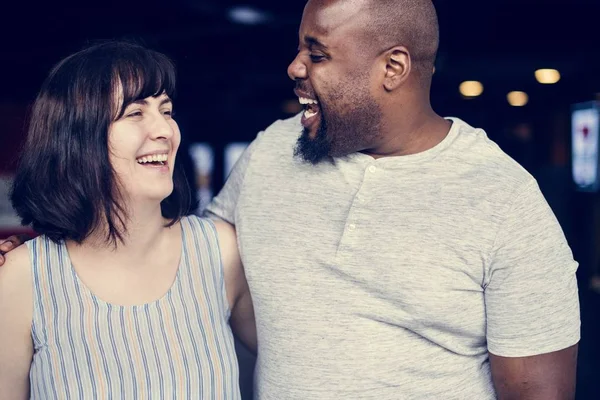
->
xmin=178 ymin=215 xmax=230 ymax=319
xmin=26 ymin=236 xmax=79 ymax=350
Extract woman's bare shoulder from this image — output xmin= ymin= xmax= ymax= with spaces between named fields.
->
xmin=0 ymin=243 xmax=33 ymax=310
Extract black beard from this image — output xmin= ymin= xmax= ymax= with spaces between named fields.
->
xmin=294 ymin=113 xmax=333 ymax=165
xmin=294 ymin=103 xmax=382 ymax=165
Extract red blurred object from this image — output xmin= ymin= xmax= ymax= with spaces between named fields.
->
xmin=0 ymin=228 xmax=37 ymax=241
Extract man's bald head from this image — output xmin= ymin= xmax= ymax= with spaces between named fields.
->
xmin=361 ymin=0 xmax=439 ymax=81
xmin=291 ymin=0 xmax=441 ymax=162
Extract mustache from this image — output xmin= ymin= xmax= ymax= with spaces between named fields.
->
xmin=295 ymin=82 xmax=316 ymax=98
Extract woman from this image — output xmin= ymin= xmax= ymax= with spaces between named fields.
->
xmin=0 ymin=42 xmax=255 ymax=399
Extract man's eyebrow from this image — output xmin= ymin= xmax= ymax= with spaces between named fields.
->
xmin=304 ymin=35 xmax=328 ymax=49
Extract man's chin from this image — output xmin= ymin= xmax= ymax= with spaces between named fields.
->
xmin=300 ymin=113 xmax=322 ymax=140
xmin=303 ymin=126 xmax=318 ymax=141
xmin=294 ymin=127 xmax=332 ymax=165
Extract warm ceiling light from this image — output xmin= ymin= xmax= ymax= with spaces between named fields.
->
xmin=535 ymin=69 xmax=561 ymax=84
xmin=227 ymin=6 xmax=270 ymax=25
xmin=459 ymin=81 xmax=484 ymax=98
xmin=507 ymin=91 xmax=529 ymax=107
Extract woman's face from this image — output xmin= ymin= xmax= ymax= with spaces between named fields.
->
xmin=108 ymin=92 xmax=180 ymax=205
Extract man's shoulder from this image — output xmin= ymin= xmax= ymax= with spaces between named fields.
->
xmin=447 ymin=117 xmax=534 ymax=187
xmin=263 ymin=112 xmax=303 ymax=133
xmin=255 ymin=113 xmax=302 ymax=148
xmin=239 ymin=113 xmax=303 ymax=170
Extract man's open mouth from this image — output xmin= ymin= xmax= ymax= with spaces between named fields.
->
xmin=299 ymin=97 xmax=319 ymax=120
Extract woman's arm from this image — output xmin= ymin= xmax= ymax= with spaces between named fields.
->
xmin=0 ymin=244 xmax=34 ymax=400
xmin=213 ymin=221 xmax=257 ymax=353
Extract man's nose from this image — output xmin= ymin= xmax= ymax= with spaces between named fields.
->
xmin=288 ymin=54 xmax=307 ymax=81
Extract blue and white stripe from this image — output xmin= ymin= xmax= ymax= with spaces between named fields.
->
xmin=27 ymin=216 xmax=241 ymax=399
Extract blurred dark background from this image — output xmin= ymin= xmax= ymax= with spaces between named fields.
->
xmin=1 ymin=0 xmax=599 ymax=398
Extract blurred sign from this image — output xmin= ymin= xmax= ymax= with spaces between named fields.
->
xmin=572 ymin=101 xmax=600 ymax=192
xmin=189 ymin=143 xmax=215 ymax=213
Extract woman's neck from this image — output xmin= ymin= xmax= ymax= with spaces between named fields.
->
xmin=72 ymin=202 xmax=173 ymax=268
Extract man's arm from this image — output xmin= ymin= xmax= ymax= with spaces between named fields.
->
xmin=0 ymin=244 xmax=34 ymax=399
xmin=485 ymin=179 xmax=580 ymax=399
xmin=213 ymin=221 xmax=257 ymax=353
xmin=203 ymin=130 xmax=265 ymax=224
xmin=229 ymin=276 xmax=257 ymax=353
xmin=489 ymin=345 xmax=578 ymax=400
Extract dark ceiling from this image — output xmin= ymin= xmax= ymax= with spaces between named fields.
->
xmin=1 ymin=0 xmax=599 ymax=143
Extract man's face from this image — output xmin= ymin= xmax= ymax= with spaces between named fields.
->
xmin=288 ymin=0 xmax=384 ymax=164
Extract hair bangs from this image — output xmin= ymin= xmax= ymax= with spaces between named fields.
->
xmin=111 ymin=50 xmax=176 ymax=120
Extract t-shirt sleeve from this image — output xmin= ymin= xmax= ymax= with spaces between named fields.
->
xmin=203 ymin=132 xmax=263 ymax=224
xmin=484 ymin=179 xmax=580 ymax=357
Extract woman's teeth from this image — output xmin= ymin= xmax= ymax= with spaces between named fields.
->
xmin=136 ymin=154 xmax=168 ymax=164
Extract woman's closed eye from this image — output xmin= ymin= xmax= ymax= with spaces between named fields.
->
xmin=127 ymin=111 xmax=143 ymax=118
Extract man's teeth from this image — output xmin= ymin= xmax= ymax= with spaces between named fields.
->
xmin=299 ymin=97 xmax=318 ymax=105
xmin=136 ymin=154 xmax=168 ymax=164
xmin=299 ymin=97 xmax=319 ymax=119
xmin=304 ymin=109 xmax=318 ymax=119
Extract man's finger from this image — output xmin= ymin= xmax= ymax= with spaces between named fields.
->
xmin=1 ymin=234 xmax=30 ymax=249
xmin=0 ymin=253 xmax=5 ymax=266
xmin=0 ymin=239 xmax=14 ymax=252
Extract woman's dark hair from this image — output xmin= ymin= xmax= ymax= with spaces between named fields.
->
xmin=10 ymin=41 xmax=193 ymax=245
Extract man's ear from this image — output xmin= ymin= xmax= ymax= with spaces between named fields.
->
xmin=382 ymin=46 xmax=411 ymax=91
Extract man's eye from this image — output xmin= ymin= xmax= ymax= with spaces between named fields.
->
xmin=127 ymin=111 xmax=142 ymax=118
xmin=162 ymin=110 xmax=175 ymax=117
xmin=309 ymin=54 xmax=326 ymax=63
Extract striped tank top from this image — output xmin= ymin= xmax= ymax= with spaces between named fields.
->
xmin=26 ymin=215 xmax=241 ymax=399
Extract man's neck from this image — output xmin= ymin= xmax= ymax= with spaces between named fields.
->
xmin=363 ymin=108 xmax=451 ymax=159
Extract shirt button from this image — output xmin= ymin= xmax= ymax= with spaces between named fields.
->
xmin=357 ymin=196 xmax=366 ymax=204
xmin=348 ymin=224 xmax=356 ymax=231
xmin=368 ymin=165 xmax=377 ymax=173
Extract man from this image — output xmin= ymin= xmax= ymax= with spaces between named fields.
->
xmin=1 ymin=0 xmax=580 ymax=398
